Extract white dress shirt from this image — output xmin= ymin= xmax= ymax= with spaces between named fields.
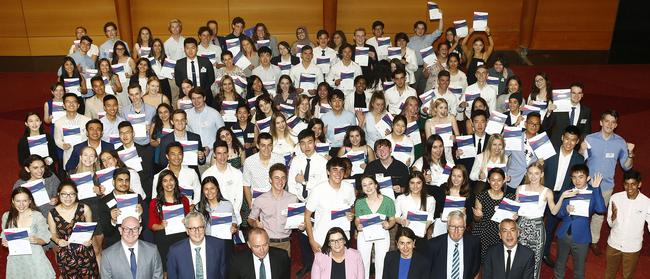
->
xmin=607 ymin=192 xmax=650 ymax=253
xmin=311 ymin=46 xmax=339 ymax=74
xmin=164 ymin=36 xmax=186 ymax=61
xmin=121 ymin=240 xmax=139 ymax=267
xmin=290 ymin=63 xmax=324 ymax=89
xmin=446 ymin=236 xmax=464 ymax=279
xmin=326 ymin=60 xmax=363 ymax=94
xmin=243 ymin=153 xmax=285 ymax=193
xmin=384 ymin=86 xmax=416 ymax=115
xmin=253 ymin=253 xmax=272 ymax=279
xmin=53 ymin=113 xmax=91 ymax=166
xmin=503 ymin=244 xmax=518 ymax=270
xmin=553 ymin=150 xmax=573 ymax=191
xmin=189 ymin=239 xmax=207 ymax=278
xmin=464 ymin=83 xmax=497 ymax=118
xmin=186 ymin=57 xmax=201 ymax=86
xmin=185 ymin=106 xmax=225 ymax=152
xmin=252 ymin=64 xmax=282 ymax=85
xmin=287 ymin=152 xmax=329 ymax=202
xmin=198 ymin=43 xmax=223 ymax=64
xmin=306 ymin=182 xmax=356 ymax=244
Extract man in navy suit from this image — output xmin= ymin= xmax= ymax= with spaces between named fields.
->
xmin=65 ymin=119 xmax=114 ymax=171
xmin=483 ymin=219 xmax=535 ymax=279
xmin=426 ymin=210 xmax=480 ymax=279
xmin=167 ymin=211 xmax=227 ymax=279
xmin=542 ymin=125 xmax=585 ymax=267
xmin=158 ymin=109 xmax=205 ymax=170
xmin=174 ymin=37 xmax=216 ymax=107
xmin=554 ymin=164 xmax=606 ymax=279
xmin=541 ymin=82 xmax=592 ymax=147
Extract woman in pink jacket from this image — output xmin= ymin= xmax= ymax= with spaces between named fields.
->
xmin=311 ymin=227 xmax=365 ymax=279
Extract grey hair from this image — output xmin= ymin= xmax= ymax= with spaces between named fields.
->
xmin=183 ymin=211 xmax=207 ymax=228
xmin=499 ymin=219 xmax=520 ymax=232
xmin=446 ymin=210 xmax=466 ymax=224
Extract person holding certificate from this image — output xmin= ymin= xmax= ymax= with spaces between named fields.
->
xmin=47 ymin=181 xmax=99 ymax=277
xmin=17 ymin=112 xmax=58 ymax=171
xmin=385 ymin=115 xmax=415 ymax=167
xmin=554 ymin=164 xmax=605 ymax=279
xmin=337 ymin=126 xmax=376 ymax=178
xmin=471 ymin=167 xmax=515 ymax=262
xmin=119 ymin=84 xmax=156 ymax=146
xmin=358 ymin=93 xmax=389 ymax=148
xmin=469 ymin=134 xmax=507 ymax=190
xmin=269 ymin=113 xmax=297 ymax=160
xmin=97 ymin=167 xmax=144 ymax=248
xmin=311 ymin=227 xmax=365 ymax=279
xmin=384 ymin=69 xmax=416 ymax=115
xmin=496 ymin=75 xmax=523 ymax=114
xmin=149 ymin=103 xmax=173 ymax=169
xmin=326 ymin=44 xmax=362 ymax=95
xmin=271 ymin=41 xmax=300 ymax=66
xmin=53 ymin=93 xmax=91 ymax=168
xmin=447 ymin=53 xmax=468 ymax=93
xmin=57 ymin=57 xmax=87 ymax=113
xmin=321 ymin=90 xmax=357 ymax=155
xmin=2 ymin=187 xmax=56 ymax=278
xmin=201 ymin=142 xmax=245 ymax=225
xmin=393 ymin=32 xmax=418 ymax=86
xmin=43 ymin=82 xmax=65 ymax=131
xmin=273 ymin=75 xmax=298 ymax=111
xmin=215 ymin=127 xmax=246 ymax=170
xmin=401 ymin=96 xmax=425 ymax=159
xmin=440 ymin=165 xmax=474 ymax=227
xmin=99 ymin=150 xmax=146 ymax=199
xmin=147 ymin=170 xmax=190 ymax=273
xmin=151 ymin=142 xmax=202 ymax=204
xmin=424 ymin=98 xmax=460 ymax=160
xmin=354 ymin=175 xmax=396 ymax=279
xmin=194 ymin=176 xmax=237 ymax=246
xmin=213 ymin=75 xmax=245 ymax=114
xmin=516 ymin=161 xmax=575 ymax=279
xmin=13 ymin=155 xmax=61 ymax=221
xmin=395 ymin=172 xmax=435 ymax=252
xmin=461 ymin=27 xmax=494 ymax=85
xmin=214 ymin=51 xmax=246 ymax=95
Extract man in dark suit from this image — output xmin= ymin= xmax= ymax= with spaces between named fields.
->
xmin=541 ymin=82 xmax=592 ymax=146
xmin=65 ymin=119 xmax=114 ymax=171
xmin=229 ymin=227 xmax=291 ymax=279
xmin=455 ymin=110 xmax=491 ymax=176
xmin=100 ymin=216 xmax=163 ymax=279
xmin=542 ymin=125 xmax=585 ymax=267
xmin=174 ymin=37 xmax=216 ymax=107
xmin=426 ymin=210 xmax=480 ymax=279
xmin=116 ymin=121 xmax=154 ymax=198
xmin=158 ymin=109 xmax=205 ymax=171
xmin=98 ymin=168 xmax=144 ymax=248
xmin=167 ymin=212 xmax=227 ymax=279
xmin=483 ymin=219 xmax=535 ymax=279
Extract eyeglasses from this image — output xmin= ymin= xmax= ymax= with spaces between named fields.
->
xmin=526 ymin=122 xmax=541 ymax=127
xmin=187 ymin=226 xmax=205 ymax=233
xmin=59 ymin=192 xmax=77 ymax=198
xmin=449 ymin=225 xmax=466 ymax=232
xmin=329 ymin=238 xmax=345 ymax=245
xmin=121 ymin=226 xmax=141 ymax=234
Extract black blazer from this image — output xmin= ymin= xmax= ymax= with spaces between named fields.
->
xmin=382 ymin=250 xmax=430 ymax=279
xmin=483 ymin=244 xmax=535 ymax=279
xmin=228 ymin=247 xmax=290 ymax=279
xmin=543 ymin=148 xmax=585 ymax=199
xmin=542 ymin=104 xmax=592 ymax=146
xmin=158 ymin=131 xmax=204 ymax=174
xmin=98 ymin=190 xmax=143 ymax=248
xmin=174 ymin=57 xmax=216 ymax=106
xmin=65 ymin=140 xmax=114 ymax=172
xmin=426 ymin=233 xmax=481 ymax=279
xmin=17 ymin=132 xmax=58 ymax=166
xmin=116 ymin=143 xmax=154 ymax=197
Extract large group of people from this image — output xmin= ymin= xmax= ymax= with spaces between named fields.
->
xmin=3 ymin=4 xmax=648 ymax=279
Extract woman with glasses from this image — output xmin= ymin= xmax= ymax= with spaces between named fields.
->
xmin=2 ymin=187 xmax=56 ymax=278
xmin=382 ymin=227 xmax=430 ymax=279
xmin=311 ymin=227 xmax=364 ymax=279
xmin=47 ymin=181 xmax=99 ymax=277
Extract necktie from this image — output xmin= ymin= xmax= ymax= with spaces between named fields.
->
xmin=321 ymin=50 xmax=326 ymax=56
xmin=129 ymin=248 xmax=137 ymax=279
xmin=259 ymin=258 xmax=267 ymax=279
xmin=302 ymin=158 xmax=311 ymax=199
xmin=506 ymin=249 xmax=512 ymax=278
xmin=477 ymin=138 xmax=483 ymax=154
xmin=451 ymin=242 xmax=460 ymax=279
xmin=191 ymin=60 xmax=197 ymax=86
xmin=570 ymin=106 xmax=576 ymax=125
xmin=195 ymin=247 xmax=204 ymax=279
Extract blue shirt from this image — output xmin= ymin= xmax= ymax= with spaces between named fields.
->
xmin=585 ymin=132 xmax=630 ymax=191
xmin=321 ymin=110 xmax=357 ymax=147
xmin=398 ymin=257 xmax=412 ymax=279
xmin=408 ymin=30 xmax=442 ymax=66
xmin=119 ymin=103 xmax=156 ymax=145
xmin=185 ymin=106 xmax=225 ymax=151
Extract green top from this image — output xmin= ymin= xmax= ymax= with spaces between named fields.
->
xmin=354 ymin=195 xmax=396 ymax=217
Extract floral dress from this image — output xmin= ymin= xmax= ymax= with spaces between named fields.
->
xmin=50 ymin=204 xmax=99 ymax=278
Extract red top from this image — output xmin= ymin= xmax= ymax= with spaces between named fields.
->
xmin=147 ymin=196 xmax=191 ymax=230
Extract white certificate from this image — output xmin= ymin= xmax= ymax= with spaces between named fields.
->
xmin=420 ymin=46 xmax=438 ymax=66
xmin=316 ymin=56 xmax=331 ymax=74
xmin=517 ymin=191 xmax=542 ymax=218
xmin=4 ymin=228 xmax=31 ymax=256
xmin=139 ymin=47 xmax=151 ymax=58
xmin=116 ymin=193 xmax=139 ymax=224
xmin=454 ymin=20 xmax=469 ymax=38
xmin=21 ymin=179 xmax=50 ymax=207
xmin=428 ymin=2 xmax=442 ymax=20
xmin=96 ymin=167 xmax=115 ymax=195
xmin=68 ymin=222 xmax=97 ymax=244
xmin=233 ymin=51 xmax=251 ymax=70
xmin=299 ymin=74 xmax=317 ymax=90
xmin=118 ymin=147 xmax=143 ymax=172
xmin=278 ymin=62 xmax=292 ymax=75
xmin=163 ymin=204 xmax=186 ymax=235
xmin=503 ymin=126 xmax=523 ymax=151
xmin=127 ymin=114 xmax=147 ymax=141
xmin=51 ymin=101 xmax=65 ymax=123
xmin=222 ymin=100 xmax=239 ymax=122
xmin=333 ymin=125 xmax=349 ymax=143
xmin=263 ymin=80 xmax=276 ymax=96
xmin=315 ymin=142 xmax=330 ymax=156
xmin=392 ymin=143 xmax=413 ymax=165
xmin=27 ymin=134 xmax=49 ymax=158
xmin=210 ymin=212 xmax=233 ymax=240
xmin=330 ymin=207 xmax=351 ymax=232
xmin=406 ymin=210 xmax=429 ymax=238
xmin=472 ymin=12 xmax=489 ymax=32
xmin=111 ymin=63 xmax=127 ymax=83
xmin=529 ymin=132 xmax=556 ymax=160
xmin=200 ymin=51 xmax=217 ymax=64
xmin=455 ymin=135 xmax=476 ymax=159
xmin=434 ymin=123 xmax=454 ymax=147
xmin=70 ymin=172 xmax=96 ymax=200
xmin=486 ymin=110 xmax=507 ymax=135
xmin=285 ymin=203 xmax=306 ymax=229
xmin=359 ymin=214 xmax=386 ymax=241
xmin=552 ymin=89 xmax=572 ymax=113
xmin=62 ymin=126 xmax=83 ymax=146
xmin=376 ymin=37 xmax=391 ymax=58
xmin=419 ymin=89 xmax=434 ymax=111
xmin=377 ymin=176 xmax=395 ymax=200
xmin=160 ymin=58 xmax=176 ymax=79
xmin=354 ymin=47 xmax=369 ymax=67
xmin=491 ymin=198 xmax=520 ymax=223
xmin=406 ymin=121 xmax=422 ymax=145
xmin=345 ymin=150 xmax=366 ymax=176
xmin=233 ymin=75 xmax=247 ymax=95
xmin=442 ymin=196 xmax=466 ymax=221
xmin=375 ymin=113 xmax=393 ymax=136
xmin=340 ymin=71 xmax=355 ymax=90
xmin=63 ymin=78 xmax=81 ymax=96
xmin=387 ymin=47 xmax=402 ymax=60
xmin=180 ymin=140 xmax=199 ymax=166
xmin=569 ymin=190 xmax=592 ymax=217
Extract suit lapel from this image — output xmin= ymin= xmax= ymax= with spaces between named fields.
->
xmin=495 ymin=245 xmax=507 ymax=276
xmin=181 ymin=240 xmax=195 ymax=278
xmin=135 ymin=241 xmax=147 ymax=279
xmin=116 ymin=244 xmax=132 ymax=276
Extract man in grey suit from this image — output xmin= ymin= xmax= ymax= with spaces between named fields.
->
xmin=100 ymin=216 xmax=163 ymax=279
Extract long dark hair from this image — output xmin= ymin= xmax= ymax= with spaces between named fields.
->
xmin=99 ymin=150 xmax=127 ymax=169
xmin=246 ymin=75 xmax=269 ymax=100
xmin=421 ymin=134 xmax=447 ymax=174
xmin=342 ymin=126 xmax=367 ymax=148
xmin=307 ymin=118 xmax=326 ymax=143
xmin=151 ymin=38 xmax=168 ymax=63
xmin=19 ymin=155 xmax=53 ymax=181
xmin=406 ymin=171 xmax=429 ymax=211
xmin=470 ymin=96 xmax=489 ymax=116
xmin=4 ymin=187 xmax=39 ymax=229
xmin=195 ymin=176 xmax=228 ymax=220
xmin=22 ymin=112 xmax=45 ymax=138
xmin=502 ymin=75 xmax=522 ymax=95
xmin=442 ymin=165 xmax=470 ymax=197
xmin=275 ymin=74 xmax=296 ymax=95
xmin=216 ymin=126 xmax=244 ymax=156
xmin=310 ymin=82 xmax=332 ymax=115
xmin=321 ymin=227 xmax=349 ymax=255
xmin=111 ymin=40 xmax=131 ymax=63
xmin=254 ymin=93 xmax=276 ymax=121
xmin=530 ymin=72 xmax=552 ymax=102
xmin=136 ymin=26 xmax=154 ymax=48
xmin=151 ymin=103 xmax=173 ymax=140
xmin=59 ymin=56 xmax=81 ymax=79
xmin=132 ymin=57 xmax=156 ymax=79
xmin=155 ymin=170 xmax=182 ymax=218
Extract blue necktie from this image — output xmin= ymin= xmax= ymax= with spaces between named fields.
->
xmin=451 ymin=242 xmax=460 ymax=279
xmin=191 ymin=60 xmax=197 ymax=86
xmin=570 ymin=106 xmax=576 ymax=125
xmin=129 ymin=248 xmax=137 ymax=279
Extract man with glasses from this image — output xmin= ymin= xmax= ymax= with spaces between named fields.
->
xmin=167 ymin=212 xmax=227 ymax=279
xmin=426 ymin=210 xmax=480 ymax=279
xmin=229 ymin=228 xmax=291 ymax=279
xmin=505 ymin=112 xmax=542 ymax=194
xmin=100 ymin=216 xmax=163 ymax=278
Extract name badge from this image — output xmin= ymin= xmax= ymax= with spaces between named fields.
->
xmin=605 ymin=152 xmax=615 ymax=158
xmin=580 ymin=119 xmax=587 ymax=124
xmin=248 ymin=133 xmax=255 ymax=138
xmin=287 ymin=99 xmax=294 ymax=104
xmin=106 ymin=199 xmax=117 ymax=208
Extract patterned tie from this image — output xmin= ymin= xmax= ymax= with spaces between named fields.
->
xmin=506 ymin=249 xmax=512 ymax=278
xmin=259 ymin=258 xmax=267 ymax=279
xmin=452 ymin=242 xmax=460 ymax=279
xmin=570 ymin=107 xmax=576 ymax=125
xmin=129 ymin=248 xmax=137 ymax=279
xmin=191 ymin=60 xmax=197 ymax=86
xmin=195 ymin=247 xmax=204 ymax=279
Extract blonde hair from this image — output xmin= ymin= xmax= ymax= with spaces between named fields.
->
xmin=480 ymin=134 xmax=506 ymax=168
xmin=269 ymin=113 xmax=295 ymax=146
xmin=146 ymin=76 xmax=160 ymax=95
xmin=168 ymin=19 xmax=183 ymax=32
xmin=524 ymin=160 xmax=545 ymax=185
xmin=74 ymin=146 xmax=101 ymax=174
xmin=295 ymin=94 xmax=313 ymax=119
xmin=430 ymin=98 xmax=449 ymax=118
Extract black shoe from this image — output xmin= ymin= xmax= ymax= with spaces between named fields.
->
xmin=296 ymin=267 xmax=310 ymax=278
xmin=542 ymin=255 xmax=555 ymax=268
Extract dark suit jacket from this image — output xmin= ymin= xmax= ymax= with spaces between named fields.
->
xmin=65 ymin=140 xmax=114 ymax=171
xmin=167 ymin=236 xmax=227 ymax=279
xmin=17 ymin=132 xmax=58 ymax=167
xmin=98 ymin=190 xmax=144 ymax=248
xmin=228 ymin=247 xmax=290 ymax=279
xmin=542 ymin=104 xmax=592 ymax=146
xmin=454 ymin=133 xmax=491 ymax=175
xmin=382 ymin=250 xmax=430 ymax=279
xmin=426 ymin=233 xmax=481 ymax=279
xmin=157 ymin=131 xmax=204 ymax=174
xmin=483 ymin=244 xmax=535 ymax=279
xmin=543 ymin=148 xmax=585 ymax=199
xmin=116 ymin=143 xmax=154 ymax=197
xmin=174 ymin=57 xmax=216 ymax=106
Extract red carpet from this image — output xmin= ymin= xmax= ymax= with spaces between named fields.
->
xmin=1 ymin=65 xmax=649 ymax=278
